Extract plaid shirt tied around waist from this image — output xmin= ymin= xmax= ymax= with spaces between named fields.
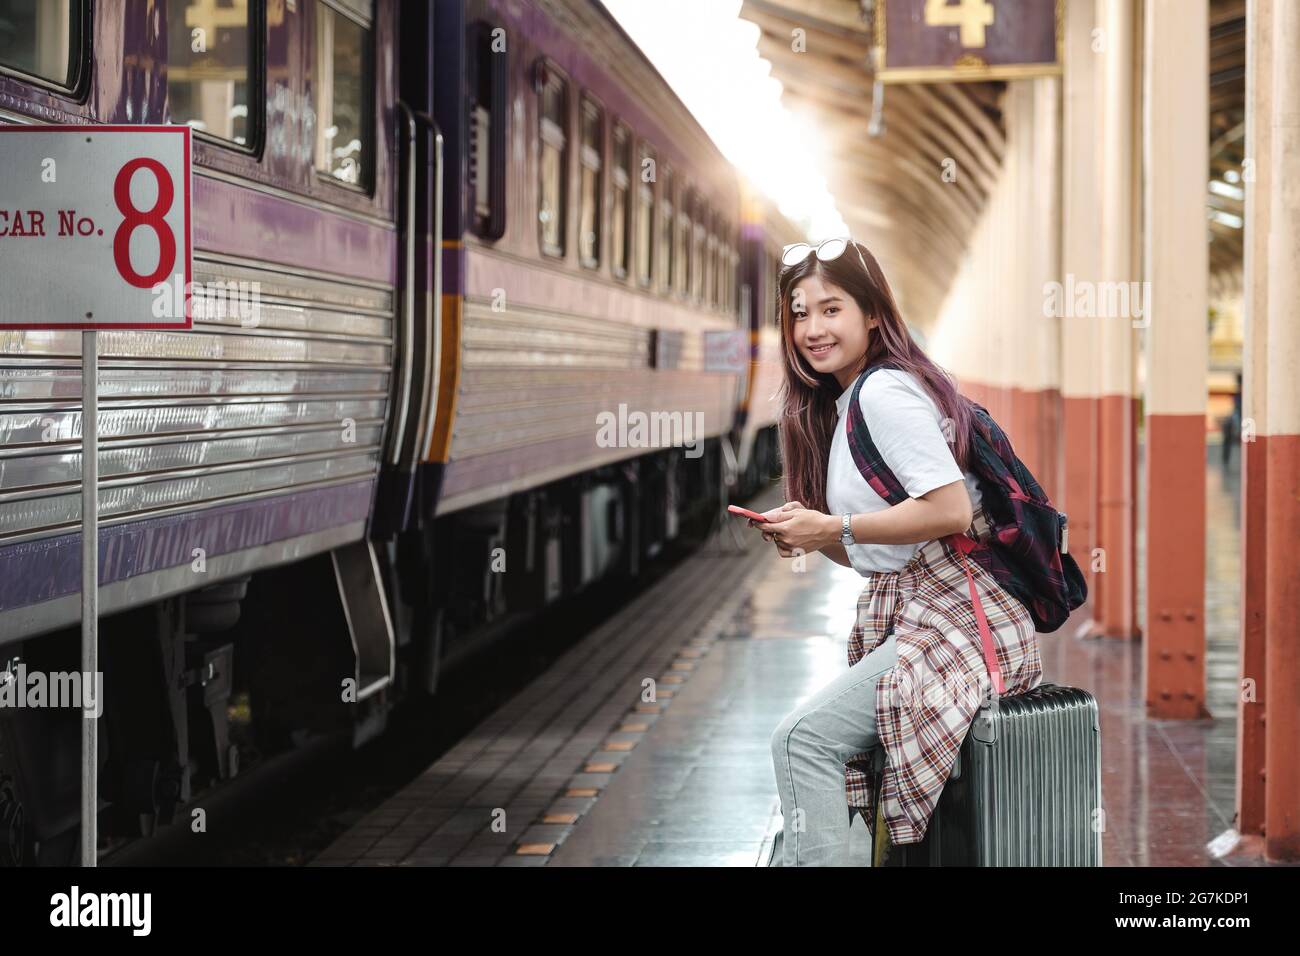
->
xmin=844 ymin=504 xmax=1042 ymax=845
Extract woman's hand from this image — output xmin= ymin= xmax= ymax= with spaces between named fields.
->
xmin=755 ymin=504 xmax=838 ymax=558
xmin=750 ymin=501 xmax=802 ymax=556
xmin=748 ymin=501 xmax=799 ymax=540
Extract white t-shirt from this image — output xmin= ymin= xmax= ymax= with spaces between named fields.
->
xmin=825 ymin=368 xmax=982 ymax=575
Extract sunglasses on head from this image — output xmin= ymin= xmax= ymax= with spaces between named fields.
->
xmin=780 ymin=237 xmax=870 ymax=272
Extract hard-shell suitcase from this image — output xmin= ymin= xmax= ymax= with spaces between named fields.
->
xmin=871 ymin=682 xmax=1102 ymax=866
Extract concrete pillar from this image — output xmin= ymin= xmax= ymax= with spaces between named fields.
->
xmin=930 ymin=79 xmax=1058 ymax=479
xmin=1007 ymin=82 xmax=1037 ymax=475
xmin=1030 ymin=76 xmax=1062 ymax=501
xmin=1142 ymin=0 xmax=1209 ymax=719
xmin=1060 ymin=0 xmax=1103 ymax=607
xmin=992 ymin=91 xmax=1016 ymax=427
xmin=929 ymin=155 xmax=1003 ymax=409
xmin=1096 ymin=0 xmax=1139 ymax=639
xmin=1237 ymin=0 xmax=1270 ymax=847
xmin=1262 ymin=0 xmax=1300 ymax=862
xmin=1002 ymin=77 xmax=1063 ymax=499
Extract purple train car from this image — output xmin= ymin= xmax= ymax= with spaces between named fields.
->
xmin=0 ymin=0 xmax=783 ymax=863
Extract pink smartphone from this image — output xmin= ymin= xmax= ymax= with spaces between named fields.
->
xmin=727 ymin=504 xmax=770 ymax=522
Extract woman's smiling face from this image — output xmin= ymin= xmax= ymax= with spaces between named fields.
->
xmin=790 ymin=273 xmax=876 ymax=387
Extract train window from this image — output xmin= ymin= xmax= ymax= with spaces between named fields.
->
xmin=759 ymin=249 xmax=768 ymax=324
xmin=719 ymin=221 xmax=729 ymax=309
xmin=537 ymin=61 xmax=568 ymax=257
xmin=762 ymin=249 xmax=773 ymax=325
xmin=727 ymin=229 xmax=738 ymax=313
xmin=691 ymin=205 xmax=705 ymax=302
xmin=723 ymin=226 xmax=732 ymax=310
xmin=706 ymin=211 xmax=718 ymax=307
xmin=315 ymin=1 xmax=372 ymax=188
xmin=729 ymin=232 xmax=738 ymax=313
xmin=0 ymin=0 xmax=83 ymax=91
xmin=578 ymin=95 xmax=603 ymax=268
xmin=718 ymin=221 xmax=729 ymax=312
xmin=702 ymin=208 xmax=710 ymax=302
xmin=714 ymin=218 xmax=724 ymax=308
xmin=634 ymin=141 xmax=655 ymax=286
xmin=658 ymin=166 xmax=674 ymax=293
xmin=717 ymin=221 xmax=728 ymax=309
xmin=677 ymin=186 xmax=692 ymax=297
xmin=766 ymin=249 xmax=779 ymax=326
xmin=718 ymin=222 xmax=728 ymax=311
xmin=167 ymin=0 xmax=257 ymax=148
xmin=610 ymin=121 xmax=631 ymax=277
xmin=713 ymin=216 xmax=724 ymax=307
xmin=469 ymin=21 xmax=507 ymax=240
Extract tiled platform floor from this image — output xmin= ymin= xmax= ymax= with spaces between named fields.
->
xmin=313 ymin=448 xmax=1282 ymax=867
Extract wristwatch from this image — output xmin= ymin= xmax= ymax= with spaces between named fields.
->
xmin=840 ymin=513 xmax=854 ymax=546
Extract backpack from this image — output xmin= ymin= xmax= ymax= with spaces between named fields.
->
xmin=845 ymin=362 xmax=1087 ymax=636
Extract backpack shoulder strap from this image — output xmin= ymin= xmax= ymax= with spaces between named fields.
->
xmin=845 ymin=362 xmax=910 ymax=506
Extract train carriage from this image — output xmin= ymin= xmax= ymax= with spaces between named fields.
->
xmin=416 ymin=0 xmax=754 ymax=654
xmin=0 ymin=0 xmax=408 ymax=863
xmin=0 ymin=0 xmax=400 ymax=645
xmin=734 ymin=181 xmax=801 ymax=497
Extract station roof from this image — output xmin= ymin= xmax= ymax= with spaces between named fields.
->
xmin=1208 ymin=0 xmax=1244 ymax=289
xmin=742 ymin=0 xmax=1247 ymax=320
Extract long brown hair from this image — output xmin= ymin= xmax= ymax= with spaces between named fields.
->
xmin=776 ymin=240 xmax=974 ymax=513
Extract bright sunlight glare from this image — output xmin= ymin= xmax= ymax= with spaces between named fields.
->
xmin=599 ymin=0 xmax=849 ymax=240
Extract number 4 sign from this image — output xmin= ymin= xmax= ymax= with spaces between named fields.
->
xmin=0 ymin=124 xmax=192 ymax=330
xmin=0 ymin=124 xmax=191 ymax=868
xmin=924 ymin=0 xmax=994 ymax=48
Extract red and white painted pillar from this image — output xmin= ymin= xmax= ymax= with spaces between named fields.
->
xmin=1261 ymin=0 xmax=1300 ymax=862
xmin=1096 ymin=0 xmax=1139 ymax=640
xmin=1237 ymin=0 xmax=1271 ymax=848
xmin=1142 ymin=0 xmax=1209 ymax=720
xmin=929 ymin=78 xmax=1059 ymax=482
xmin=1060 ymin=0 xmax=1103 ymax=599
xmin=1026 ymin=78 xmax=1062 ymax=500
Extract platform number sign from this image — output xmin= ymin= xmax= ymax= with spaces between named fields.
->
xmin=0 ymin=125 xmax=193 ymax=330
xmin=875 ymin=0 xmax=1061 ymax=84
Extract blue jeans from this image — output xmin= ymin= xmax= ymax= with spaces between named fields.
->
xmin=769 ymin=631 xmax=898 ymax=866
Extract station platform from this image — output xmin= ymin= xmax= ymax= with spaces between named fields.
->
xmin=311 ymin=452 xmax=1274 ymax=867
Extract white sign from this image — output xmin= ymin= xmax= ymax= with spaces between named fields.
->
xmin=0 ymin=124 xmax=192 ymax=330
xmin=0 ymin=124 xmax=192 ymax=867
xmin=703 ymin=329 xmax=750 ymax=373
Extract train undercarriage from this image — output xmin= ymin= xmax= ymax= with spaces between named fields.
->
xmin=0 ymin=427 xmax=780 ymax=865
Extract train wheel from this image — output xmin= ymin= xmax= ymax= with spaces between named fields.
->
xmin=0 ymin=779 xmax=24 ymax=867
xmin=123 ymin=759 xmax=162 ymax=838
xmin=421 ymin=606 xmax=450 ymax=696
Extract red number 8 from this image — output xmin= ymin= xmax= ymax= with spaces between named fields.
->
xmin=112 ymin=158 xmax=176 ymax=289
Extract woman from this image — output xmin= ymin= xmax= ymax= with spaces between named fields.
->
xmin=757 ymin=238 xmax=1042 ymax=867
